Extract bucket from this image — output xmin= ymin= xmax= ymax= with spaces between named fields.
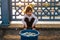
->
xmin=19 ymin=29 xmax=40 ymax=40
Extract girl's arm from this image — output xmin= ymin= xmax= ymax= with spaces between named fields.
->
xmin=32 ymin=16 xmax=38 ymax=28
xmin=22 ymin=16 xmax=27 ymax=28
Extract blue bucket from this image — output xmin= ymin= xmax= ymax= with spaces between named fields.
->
xmin=19 ymin=29 xmax=40 ymax=40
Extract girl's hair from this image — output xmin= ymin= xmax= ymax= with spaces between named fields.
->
xmin=22 ymin=5 xmax=33 ymax=14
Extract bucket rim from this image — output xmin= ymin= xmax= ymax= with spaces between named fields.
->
xmin=19 ymin=29 xmax=40 ymax=36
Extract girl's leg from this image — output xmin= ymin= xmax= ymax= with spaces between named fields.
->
xmin=24 ymin=17 xmax=31 ymax=29
xmin=30 ymin=18 xmax=35 ymax=29
xmin=26 ymin=18 xmax=35 ymax=29
xmin=24 ymin=17 xmax=29 ymax=29
xmin=24 ymin=17 xmax=35 ymax=29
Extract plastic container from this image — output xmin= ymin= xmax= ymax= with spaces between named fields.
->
xmin=19 ymin=29 xmax=40 ymax=40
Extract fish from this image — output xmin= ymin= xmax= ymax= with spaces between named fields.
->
xmin=21 ymin=32 xmax=37 ymax=37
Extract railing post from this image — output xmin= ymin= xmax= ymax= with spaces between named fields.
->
xmin=1 ymin=0 xmax=10 ymax=26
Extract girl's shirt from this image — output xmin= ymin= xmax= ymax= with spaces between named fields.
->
xmin=22 ymin=14 xmax=38 ymax=26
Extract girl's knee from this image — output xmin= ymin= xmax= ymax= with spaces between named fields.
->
xmin=24 ymin=17 xmax=29 ymax=22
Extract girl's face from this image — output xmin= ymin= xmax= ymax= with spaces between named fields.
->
xmin=26 ymin=10 xmax=32 ymax=16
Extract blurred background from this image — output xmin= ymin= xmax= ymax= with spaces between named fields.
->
xmin=0 ymin=0 xmax=60 ymax=40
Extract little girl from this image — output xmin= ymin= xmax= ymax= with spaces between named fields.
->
xmin=22 ymin=5 xmax=38 ymax=29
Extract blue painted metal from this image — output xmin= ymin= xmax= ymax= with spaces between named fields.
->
xmin=0 ymin=0 xmax=1 ymax=21
xmin=8 ymin=0 xmax=12 ymax=21
xmin=1 ymin=0 xmax=10 ymax=26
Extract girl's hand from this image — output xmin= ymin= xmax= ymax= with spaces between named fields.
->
xmin=24 ymin=28 xmax=27 ymax=30
xmin=32 ymin=24 xmax=35 ymax=30
xmin=24 ymin=25 xmax=27 ymax=30
xmin=32 ymin=24 xmax=35 ymax=28
xmin=24 ymin=25 xmax=27 ymax=28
